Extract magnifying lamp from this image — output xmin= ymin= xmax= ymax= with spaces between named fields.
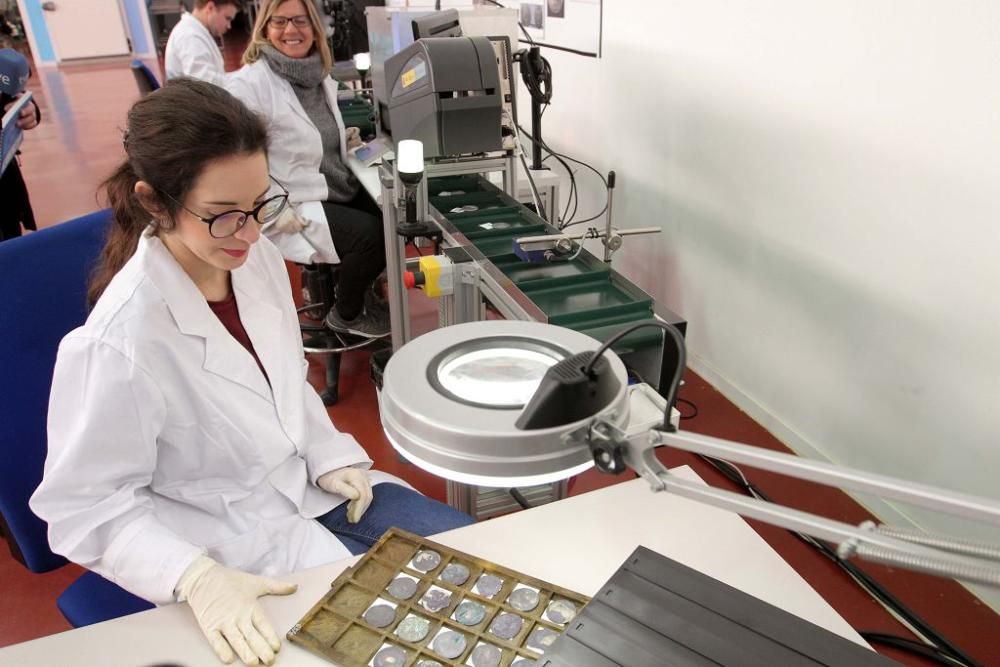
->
xmin=380 ymin=319 xmax=1000 ymax=588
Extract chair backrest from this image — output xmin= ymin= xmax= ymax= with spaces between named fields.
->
xmin=0 ymin=210 xmax=112 ymax=572
xmin=130 ymin=59 xmax=161 ymax=96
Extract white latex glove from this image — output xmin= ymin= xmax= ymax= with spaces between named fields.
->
xmin=317 ymin=467 xmax=373 ymax=523
xmin=345 ymin=126 xmax=363 ymax=150
xmin=272 ymin=206 xmax=309 ymax=234
xmin=176 ymin=556 xmax=298 ymax=666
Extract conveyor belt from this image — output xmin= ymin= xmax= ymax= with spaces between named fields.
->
xmin=427 ymin=174 xmax=686 ymax=393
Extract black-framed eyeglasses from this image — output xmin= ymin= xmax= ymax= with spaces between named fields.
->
xmin=163 ymin=177 xmax=290 ymax=239
xmin=268 ymin=14 xmax=311 ymax=30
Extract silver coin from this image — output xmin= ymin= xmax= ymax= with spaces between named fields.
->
xmin=412 ymin=549 xmax=442 ymax=572
xmin=440 ymin=562 xmax=470 ymax=585
xmin=488 ymin=612 xmax=523 ymax=640
xmin=545 ymin=599 xmax=578 ymax=624
xmin=453 ymin=600 xmax=486 ymax=626
xmin=416 ymin=661 xmax=444 ymax=667
xmin=372 ymin=646 xmax=407 ymax=667
xmin=506 ymin=588 xmax=539 ymax=612
xmin=438 ymin=190 xmax=465 ymax=197
xmin=431 ymin=630 xmax=467 ymax=659
xmin=396 ymin=616 xmax=431 ymax=643
xmin=387 ymin=577 xmax=418 ymax=600
xmin=475 ymin=574 xmax=503 ymax=598
xmin=363 ymin=604 xmax=396 ymax=628
xmin=420 ymin=588 xmax=452 ymax=613
xmin=525 ymin=627 xmax=558 ymax=652
xmin=470 ymin=643 xmax=503 ymax=667
xmin=511 ymin=660 xmax=537 ymax=667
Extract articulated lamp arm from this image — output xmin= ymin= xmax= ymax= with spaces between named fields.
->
xmin=582 ymin=382 xmax=1000 ymax=588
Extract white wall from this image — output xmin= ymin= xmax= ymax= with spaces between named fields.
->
xmin=519 ymin=1 xmax=1000 ymax=609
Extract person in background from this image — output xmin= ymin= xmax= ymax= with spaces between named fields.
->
xmin=1 ymin=47 xmax=39 ymax=242
xmin=30 ymin=79 xmax=473 ymax=667
xmin=227 ymin=0 xmax=389 ymax=339
xmin=165 ymin=0 xmax=240 ymax=86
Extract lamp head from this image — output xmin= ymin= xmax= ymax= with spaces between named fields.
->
xmin=397 ymin=139 xmax=424 ymax=187
xmin=379 ymin=321 xmax=631 ymax=487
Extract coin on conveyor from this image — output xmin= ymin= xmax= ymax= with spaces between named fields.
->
xmin=420 ymin=588 xmax=452 ymax=612
xmin=363 ymin=604 xmax=396 ymax=628
xmin=432 ymin=630 xmax=467 ymax=659
xmin=488 ymin=612 xmax=523 ymax=640
xmin=387 ymin=577 xmax=418 ymax=600
xmin=412 ymin=549 xmax=442 ymax=572
xmin=506 ymin=588 xmax=539 ymax=612
xmin=475 ymin=573 xmax=503 ymax=598
xmin=438 ymin=190 xmax=465 ymax=196
xmin=372 ymin=646 xmax=407 ymax=667
xmin=440 ymin=562 xmax=470 ymax=585
xmin=525 ymin=627 xmax=558 ymax=652
xmin=396 ymin=616 xmax=431 ymax=643
xmin=470 ymin=643 xmax=503 ymax=667
xmin=454 ymin=600 xmax=487 ymax=626
xmin=545 ymin=599 xmax=578 ymax=624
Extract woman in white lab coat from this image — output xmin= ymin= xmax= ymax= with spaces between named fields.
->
xmin=30 ymin=79 xmax=472 ymax=667
xmin=227 ymin=0 xmax=388 ymax=338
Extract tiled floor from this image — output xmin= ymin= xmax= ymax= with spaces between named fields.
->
xmin=2 ymin=36 xmax=998 ymax=667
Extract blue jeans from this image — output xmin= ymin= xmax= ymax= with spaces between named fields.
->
xmin=315 ymin=483 xmax=475 ymax=555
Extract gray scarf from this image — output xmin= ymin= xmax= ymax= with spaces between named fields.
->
xmin=260 ymin=45 xmax=326 ymax=88
xmin=260 ymin=45 xmax=359 ymax=202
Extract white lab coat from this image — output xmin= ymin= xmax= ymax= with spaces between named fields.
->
xmin=227 ymin=60 xmax=349 ymax=265
xmin=30 ymin=232 xmax=402 ymax=605
xmin=164 ymin=12 xmax=226 ymax=86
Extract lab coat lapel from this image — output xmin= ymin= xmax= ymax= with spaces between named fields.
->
xmin=142 ymin=235 xmax=274 ymax=403
xmin=230 ymin=261 xmax=285 ymax=406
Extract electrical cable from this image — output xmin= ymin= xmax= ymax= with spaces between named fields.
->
xmin=860 ymin=633 xmax=969 ymax=667
xmin=692 ymin=453 xmax=980 ymax=667
xmin=517 ymin=122 xmax=609 ymax=228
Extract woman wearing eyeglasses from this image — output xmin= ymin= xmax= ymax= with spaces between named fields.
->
xmin=227 ymin=0 xmax=388 ymax=338
xmin=30 ymin=79 xmax=473 ymax=667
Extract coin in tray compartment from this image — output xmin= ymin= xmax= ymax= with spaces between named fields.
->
xmin=420 ymin=585 xmax=454 ymax=613
xmin=410 ymin=548 xmax=443 ymax=573
xmin=385 ymin=573 xmax=419 ymax=600
xmin=473 ymin=572 xmax=504 ymax=598
xmin=362 ymin=598 xmax=399 ymax=629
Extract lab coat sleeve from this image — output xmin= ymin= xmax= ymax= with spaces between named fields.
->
xmin=172 ymin=35 xmax=225 ymax=87
xmin=30 ymin=337 xmax=204 ymax=605
xmin=299 ymin=356 xmax=374 ymax=484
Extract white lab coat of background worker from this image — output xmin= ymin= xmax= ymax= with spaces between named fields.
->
xmin=165 ymin=0 xmax=238 ymax=86
xmin=29 ymin=232 xmax=401 ymax=605
xmin=226 ymin=60 xmax=349 ymax=265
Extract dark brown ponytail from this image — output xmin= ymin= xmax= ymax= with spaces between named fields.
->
xmin=88 ymin=77 xmax=268 ymax=306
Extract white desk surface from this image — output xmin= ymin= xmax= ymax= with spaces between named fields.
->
xmin=0 ymin=467 xmax=867 ymax=666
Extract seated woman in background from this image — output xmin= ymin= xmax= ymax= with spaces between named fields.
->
xmin=227 ymin=0 xmax=389 ymax=338
xmin=30 ymin=79 xmax=473 ymax=667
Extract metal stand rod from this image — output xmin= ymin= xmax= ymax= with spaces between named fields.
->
xmin=657 ymin=429 xmax=1000 ymax=523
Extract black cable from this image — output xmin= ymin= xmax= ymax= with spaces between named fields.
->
xmin=582 ymin=320 xmax=685 ymax=431
xmin=479 ymin=0 xmax=536 ymax=47
xmin=508 ymin=488 xmax=533 ymax=510
xmin=675 ymin=397 xmax=699 ymax=420
xmin=517 ymin=122 xmax=608 ymax=227
xmin=694 ymin=453 xmax=980 ymax=667
xmin=861 ymin=633 xmax=969 ymax=667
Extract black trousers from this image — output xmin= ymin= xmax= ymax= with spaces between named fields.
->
xmin=0 ymin=161 xmax=37 ymax=242
xmin=322 ymin=189 xmax=385 ymax=320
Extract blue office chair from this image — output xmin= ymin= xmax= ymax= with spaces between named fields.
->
xmin=130 ymin=59 xmax=161 ymax=96
xmin=0 ymin=210 xmax=154 ymax=626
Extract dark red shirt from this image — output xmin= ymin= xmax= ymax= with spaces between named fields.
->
xmin=207 ymin=292 xmax=269 ymax=383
